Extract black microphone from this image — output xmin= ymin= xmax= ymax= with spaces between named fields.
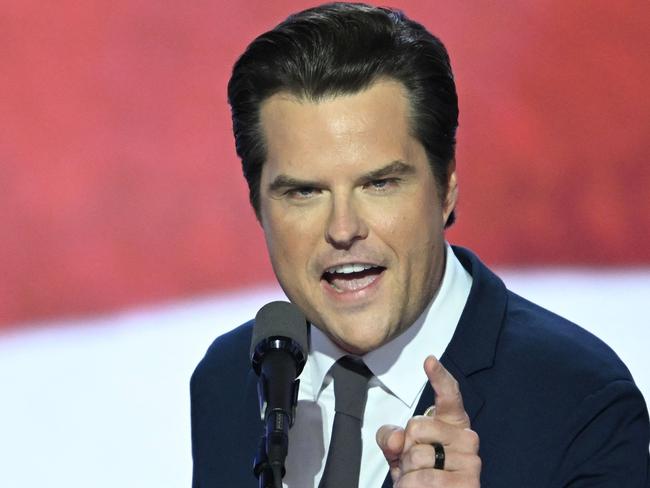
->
xmin=250 ymin=301 xmax=308 ymax=488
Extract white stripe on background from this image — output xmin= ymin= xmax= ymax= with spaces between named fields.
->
xmin=0 ymin=270 xmax=648 ymax=488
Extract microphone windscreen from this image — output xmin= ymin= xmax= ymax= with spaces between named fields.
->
xmin=250 ymin=301 xmax=309 ymax=358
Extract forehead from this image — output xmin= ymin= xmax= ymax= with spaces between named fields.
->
xmin=259 ymin=80 xmax=420 ymax=177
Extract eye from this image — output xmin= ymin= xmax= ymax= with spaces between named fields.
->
xmin=286 ymin=187 xmax=319 ymax=199
xmin=364 ymin=178 xmax=398 ymax=192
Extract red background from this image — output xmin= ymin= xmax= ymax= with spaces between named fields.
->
xmin=1 ymin=0 xmax=649 ymax=328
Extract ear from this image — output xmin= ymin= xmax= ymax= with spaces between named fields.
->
xmin=442 ymin=159 xmax=458 ymax=223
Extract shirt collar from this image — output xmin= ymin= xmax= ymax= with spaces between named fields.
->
xmin=304 ymin=243 xmax=472 ymax=406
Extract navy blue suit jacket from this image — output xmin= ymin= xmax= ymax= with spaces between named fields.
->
xmin=191 ymin=247 xmax=650 ymax=487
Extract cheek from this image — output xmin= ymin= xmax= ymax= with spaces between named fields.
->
xmin=374 ymin=201 xmax=436 ymax=247
xmin=262 ymin=215 xmax=293 ymax=267
xmin=389 ymin=202 xmax=444 ymax=271
xmin=263 ymin=211 xmax=318 ymax=275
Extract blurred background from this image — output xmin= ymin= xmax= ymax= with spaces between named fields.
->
xmin=1 ymin=0 xmax=648 ymax=486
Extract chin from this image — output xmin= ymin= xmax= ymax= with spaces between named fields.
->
xmin=334 ymin=327 xmax=392 ymax=356
xmin=335 ymin=339 xmax=374 ymax=356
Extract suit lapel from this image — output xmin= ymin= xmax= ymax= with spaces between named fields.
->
xmin=444 ymin=246 xmax=507 ymax=376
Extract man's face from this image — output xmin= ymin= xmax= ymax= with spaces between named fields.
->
xmin=258 ymin=80 xmax=457 ymax=355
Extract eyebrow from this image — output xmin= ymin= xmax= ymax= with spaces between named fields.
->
xmin=268 ymin=174 xmax=320 ymax=193
xmin=267 ymin=160 xmax=417 ymax=193
xmin=359 ymin=160 xmax=416 ymax=183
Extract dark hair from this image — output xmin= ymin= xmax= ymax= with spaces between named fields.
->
xmin=228 ymin=2 xmax=458 ymax=226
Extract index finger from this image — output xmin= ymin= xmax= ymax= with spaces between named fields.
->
xmin=424 ymin=355 xmax=470 ymax=428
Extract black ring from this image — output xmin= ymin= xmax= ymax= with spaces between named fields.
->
xmin=432 ymin=442 xmax=445 ymax=470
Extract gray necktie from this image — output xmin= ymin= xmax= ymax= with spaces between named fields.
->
xmin=319 ymin=356 xmax=373 ymax=488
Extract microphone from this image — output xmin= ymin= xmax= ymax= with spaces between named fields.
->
xmin=250 ymin=301 xmax=308 ymax=488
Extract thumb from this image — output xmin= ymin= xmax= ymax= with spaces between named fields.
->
xmin=376 ymin=424 xmax=405 ymax=482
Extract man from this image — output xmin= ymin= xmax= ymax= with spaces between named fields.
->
xmin=191 ymin=3 xmax=650 ymax=487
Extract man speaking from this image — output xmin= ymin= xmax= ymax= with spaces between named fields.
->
xmin=190 ymin=3 xmax=650 ymax=486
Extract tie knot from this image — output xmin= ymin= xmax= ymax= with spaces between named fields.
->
xmin=330 ymin=356 xmax=373 ymax=420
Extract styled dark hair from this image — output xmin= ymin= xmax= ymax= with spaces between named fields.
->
xmin=228 ymin=2 xmax=459 ymax=226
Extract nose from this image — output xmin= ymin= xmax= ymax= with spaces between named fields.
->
xmin=325 ymin=194 xmax=368 ymax=249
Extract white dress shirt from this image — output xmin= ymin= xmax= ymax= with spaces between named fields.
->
xmin=283 ymin=244 xmax=473 ymax=487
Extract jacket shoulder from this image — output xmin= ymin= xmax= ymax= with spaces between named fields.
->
xmin=503 ymin=291 xmax=633 ymax=388
xmin=190 ymin=320 xmax=261 ymax=488
xmin=190 ymin=320 xmax=254 ymax=391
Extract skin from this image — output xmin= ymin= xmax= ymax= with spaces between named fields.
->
xmin=258 ymin=80 xmax=457 ymax=356
xmin=257 ymin=79 xmax=480 ymax=484
xmin=376 ymin=356 xmax=481 ymax=487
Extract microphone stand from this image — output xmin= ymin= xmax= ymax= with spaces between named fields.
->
xmin=253 ymin=436 xmax=278 ymax=488
xmin=252 ymin=347 xmax=302 ymax=488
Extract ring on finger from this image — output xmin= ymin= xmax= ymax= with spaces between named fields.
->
xmin=432 ymin=442 xmax=445 ymax=470
xmin=424 ymin=405 xmax=436 ymax=417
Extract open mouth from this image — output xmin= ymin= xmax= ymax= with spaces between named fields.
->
xmin=322 ymin=263 xmax=386 ymax=293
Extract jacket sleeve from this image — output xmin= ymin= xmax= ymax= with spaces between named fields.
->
xmin=552 ymin=379 xmax=650 ymax=487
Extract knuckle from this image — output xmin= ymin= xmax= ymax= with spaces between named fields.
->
xmin=409 ymin=444 xmax=432 ymax=468
xmin=405 ymin=416 xmax=429 ymax=438
xmin=464 ymin=429 xmax=480 ymax=452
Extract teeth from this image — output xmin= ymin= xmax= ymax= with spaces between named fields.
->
xmin=326 ymin=263 xmax=377 ymax=274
